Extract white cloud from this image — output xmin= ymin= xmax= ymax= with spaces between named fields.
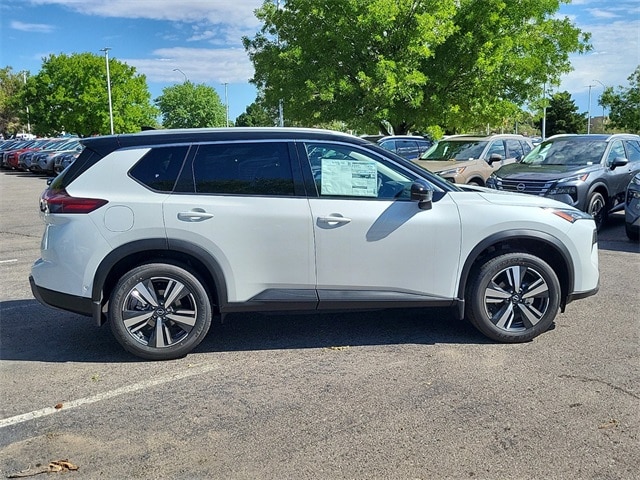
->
xmin=10 ymin=20 xmax=55 ymax=33
xmin=28 ymin=0 xmax=262 ymax=28
xmin=560 ymin=19 xmax=640 ymax=95
xmin=587 ymin=8 xmax=619 ymax=19
xmin=124 ymin=47 xmax=254 ymax=85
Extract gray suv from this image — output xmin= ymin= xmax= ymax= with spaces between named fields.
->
xmin=30 ymin=128 xmax=599 ymax=360
xmin=487 ymin=134 xmax=640 ymax=230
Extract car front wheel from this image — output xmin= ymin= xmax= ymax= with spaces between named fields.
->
xmin=465 ymin=253 xmax=561 ymax=343
xmin=108 ymin=263 xmax=212 ymax=360
xmin=587 ymin=191 xmax=606 ymax=231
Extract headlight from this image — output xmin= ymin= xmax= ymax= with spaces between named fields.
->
xmin=544 ymin=207 xmax=591 ymax=223
xmin=438 ymin=166 xmax=466 ymax=176
xmin=557 ymin=173 xmax=589 ymax=184
xmin=631 ymin=175 xmax=640 ymax=186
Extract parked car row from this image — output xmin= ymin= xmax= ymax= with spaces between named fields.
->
xmin=408 ymin=133 xmax=640 ymax=240
xmin=0 ymin=137 xmax=83 ymax=175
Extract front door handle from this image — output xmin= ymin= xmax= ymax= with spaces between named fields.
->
xmin=177 ymin=208 xmax=214 ymax=222
xmin=318 ymin=215 xmax=352 ymax=225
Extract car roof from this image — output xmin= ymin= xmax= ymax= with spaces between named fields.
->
xmin=444 ymin=134 xmax=529 ymax=141
xmin=544 ymin=133 xmax=640 ymax=142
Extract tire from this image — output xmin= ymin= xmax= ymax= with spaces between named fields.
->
xmin=465 ymin=252 xmax=561 ymax=343
xmin=626 ymin=222 xmax=639 ymax=241
xmin=587 ymin=191 xmax=607 ymax=231
xmin=108 ymin=263 xmax=212 ymax=360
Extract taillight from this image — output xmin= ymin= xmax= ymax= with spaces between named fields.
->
xmin=40 ymin=188 xmax=108 ymax=214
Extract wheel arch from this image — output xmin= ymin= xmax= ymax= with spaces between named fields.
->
xmin=92 ymin=238 xmax=228 ymax=326
xmin=456 ymin=230 xmax=574 ymax=316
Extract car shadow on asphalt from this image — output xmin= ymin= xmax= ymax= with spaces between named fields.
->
xmin=597 ymin=214 xmax=640 ymax=254
xmin=0 ymin=299 xmax=489 ymax=363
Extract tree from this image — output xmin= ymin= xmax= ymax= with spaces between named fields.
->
xmin=155 ymin=82 xmax=226 ymax=128
xmin=600 ymin=66 xmax=640 ymax=134
xmin=244 ymin=0 xmax=590 ymax=134
xmin=540 ymin=91 xmax=584 ymax=135
xmin=235 ymin=96 xmax=279 ymax=127
xmin=18 ymin=53 xmax=157 ymax=137
xmin=0 ymin=67 xmax=27 ymax=137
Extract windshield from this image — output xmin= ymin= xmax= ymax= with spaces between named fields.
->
xmin=421 ymin=140 xmax=488 ymax=161
xmin=521 ymin=138 xmax=607 ymax=166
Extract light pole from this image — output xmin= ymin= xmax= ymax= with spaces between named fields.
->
xmin=223 ymin=83 xmax=229 ymax=127
xmin=100 ymin=48 xmax=114 ymax=135
xmin=593 ymin=79 xmax=606 ymax=132
xmin=173 ymin=68 xmax=188 ymax=83
xmin=22 ymin=71 xmax=31 ymax=135
xmin=586 ymin=84 xmax=594 ymax=134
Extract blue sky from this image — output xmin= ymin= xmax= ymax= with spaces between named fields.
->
xmin=1 ymin=0 xmax=638 ymax=125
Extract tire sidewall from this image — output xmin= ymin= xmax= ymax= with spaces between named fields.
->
xmin=109 ymin=263 xmax=212 ymax=360
xmin=587 ymin=191 xmax=606 ymax=231
xmin=466 ymin=253 xmax=561 ymax=343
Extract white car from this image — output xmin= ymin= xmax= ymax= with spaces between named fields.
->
xmin=31 ymin=128 xmax=599 ymax=360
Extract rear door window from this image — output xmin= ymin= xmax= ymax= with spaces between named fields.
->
xmin=178 ymin=142 xmax=296 ymax=196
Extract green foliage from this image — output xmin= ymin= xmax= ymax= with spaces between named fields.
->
xmin=541 ymin=91 xmax=585 ymax=135
xmin=244 ymin=0 xmax=590 ymax=134
xmin=155 ymin=82 xmax=227 ymax=128
xmin=600 ymin=66 xmax=640 ymax=134
xmin=18 ymin=53 xmax=157 ymax=136
xmin=235 ymin=96 xmax=279 ymax=127
xmin=0 ymin=67 xmax=27 ymax=136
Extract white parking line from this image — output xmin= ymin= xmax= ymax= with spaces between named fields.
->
xmin=0 ymin=362 xmax=220 ymax=429
xmin=0 ymin=259 xmax=18 ymax=264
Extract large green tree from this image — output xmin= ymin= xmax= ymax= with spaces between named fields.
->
xmin=244 ymin=0 xmax=590 ymax=134
xmin=0 ymin=67 xmax=27 ymax=137
xmin=19 ymin=53 xmax=157 ymax=136
xmin=155 ymin=82 xmax=227 ymax=128
xmin=600 ymin=66 xmax=640 ymax=134
xmin=541 ymin=91 xmax=585 ymax=135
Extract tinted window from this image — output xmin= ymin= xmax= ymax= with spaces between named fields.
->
xmin=395 ymin=140 xmax=420 ymax=159
xmin=606 ymin=140 xmax=625 ymax=165
xmin=522 ymin=139 xmax=607 ymax=166
xmin=422 ymin=140 xmax=488 ymax=161
xmin=486 ymin=141 xmax=506 ymax=158
xmin=506 ymin=140 xmax=524 ymax=160
xmin=624 ymin=140 xmax=640 ymax=162
xmin=305 ymin=142 xmax=417 ymax=200
xmin=129 ymin=146 xmax=189 ymax=192
xmin=181 ymin=142 xmax=295 ymax=196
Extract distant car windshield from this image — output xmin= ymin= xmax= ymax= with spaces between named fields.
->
xmin=521 ymin=138 xmax=607 ymax=166
xmin=421 ymin=140 xmax=487 ymax=161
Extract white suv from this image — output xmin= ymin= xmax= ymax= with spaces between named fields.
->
xmin=31 ymin=128 xmax=599 ymax=360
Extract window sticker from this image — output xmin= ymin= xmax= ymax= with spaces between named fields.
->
xmin=321 ymin=159 xmax=378 ymax=197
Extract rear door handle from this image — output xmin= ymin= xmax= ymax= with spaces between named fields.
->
xmin=177 ymin=208 xmax=214 ymax=222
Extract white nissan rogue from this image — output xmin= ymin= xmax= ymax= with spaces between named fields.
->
xmin=31 ymin=128 xmax=599 ymax=360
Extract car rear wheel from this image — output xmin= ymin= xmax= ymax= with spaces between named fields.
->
xmin=108 ymin=263 xmax=212 ymax=360
xmin=465 ymin=252 xmax=560 ymax=343
xmin=587 ymin=191 xmax=606 ymax=231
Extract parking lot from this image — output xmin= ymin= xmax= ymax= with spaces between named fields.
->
xmin=0 ymin=169 xmax=638 ymax=479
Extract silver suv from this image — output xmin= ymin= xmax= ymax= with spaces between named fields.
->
xmin=30 ymin=128 xmax=599 ymax=360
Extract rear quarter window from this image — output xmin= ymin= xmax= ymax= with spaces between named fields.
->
xmin=129 ymin=146 xmax=189 ymax=191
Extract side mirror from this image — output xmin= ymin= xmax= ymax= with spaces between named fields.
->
xmin=488 ymin=153 xmax=503 ymax=164
xmin=410 ymin=180 xmax=434 ymax=210
xmin=610 ymin=156 xmax=628 ymax=170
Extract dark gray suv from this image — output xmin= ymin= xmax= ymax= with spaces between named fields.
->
xmin=487 ymin=134 xmax=640 ymax=230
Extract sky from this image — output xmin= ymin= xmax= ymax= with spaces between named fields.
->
xmin=1 ymin=0 xmax=638 ymax=126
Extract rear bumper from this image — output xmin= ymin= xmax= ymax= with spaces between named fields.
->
xmin=30 ymin=275 xmax=93 ymax=317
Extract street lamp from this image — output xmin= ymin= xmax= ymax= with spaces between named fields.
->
xmin=223 ymin=83 xmax=229 ymax=127
xmin=586 ymin=84 xmax=594 ymax=134
xmin=100 ymin=48 xmax=114 ymax=135
xmin=22 ymin=71 xmax=31 ymax=135
xmin=173 ymin=68 xmax=188 ymax=83
xmin=593 ymin=79 xmax=606 ymax=132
